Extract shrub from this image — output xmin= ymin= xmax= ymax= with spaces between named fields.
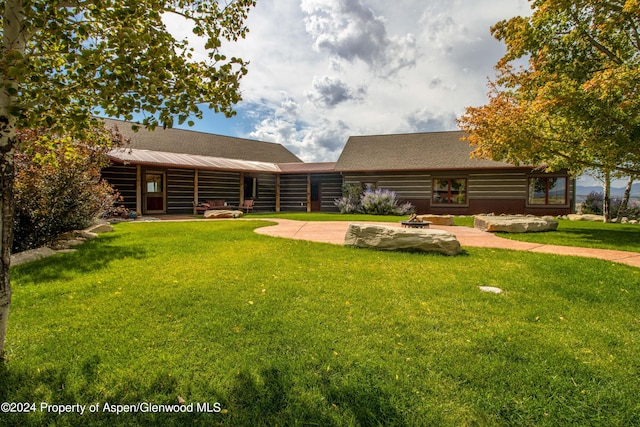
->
xmin=13 ymin=133 xmax=118 ymax=253
xmin=581 ymin=191 xmax=604 ymax=215
xmin=334 ymin=183 xmax=363 ymax=214
xmin=581 ymin=192 xmax=625 ymax=218
xmin=334 ymin=185 xmax=414 ymax=215
xmin=360 ymin=188 xmax=415 ymax=216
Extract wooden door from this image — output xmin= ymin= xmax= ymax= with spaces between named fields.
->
xmin=144 ymin=171 xmax=166 ymax=214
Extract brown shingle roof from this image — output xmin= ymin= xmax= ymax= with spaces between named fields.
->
xmin=334 ymin=131 xmax=516 ymax=171
xmin=102 ymin=118 xmax=302 ymax=163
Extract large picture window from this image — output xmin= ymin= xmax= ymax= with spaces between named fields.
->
xmin=528 ymin=177 xmax=567 ymax=205
xmin=432 ymin=178 xmax=467 ymax=205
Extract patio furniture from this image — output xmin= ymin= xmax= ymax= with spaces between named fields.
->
xmin=237 ymin=200 xmax=254 ymax=213
xmin=194 ymin=199 xmax=226 ymax=214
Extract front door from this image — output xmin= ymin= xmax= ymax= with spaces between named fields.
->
xmin=144 ymin=171 xmax=166 ymax=214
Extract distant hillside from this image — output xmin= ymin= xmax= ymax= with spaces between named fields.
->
xmin=576 ymin=183 xmax=640 ymax=198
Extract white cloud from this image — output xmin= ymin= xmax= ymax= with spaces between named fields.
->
xmin=300 ymin=0 xmax=418 ymax=77
xmin=168 ymin=0 xmax=533 ymax=162
xmin=305 ymin=75 xmax=366 ymax=108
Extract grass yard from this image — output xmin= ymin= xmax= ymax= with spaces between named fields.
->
xmin=249 ymin=212 xmax=640 ymax=253
xmin=495 ymin=219 xmax=640 ymax=253
xmin=2 ymin=220 xmax=640 ymax=426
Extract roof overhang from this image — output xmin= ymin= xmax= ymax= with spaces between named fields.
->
xmin=109 ymin=148 xmax=281 ymax=173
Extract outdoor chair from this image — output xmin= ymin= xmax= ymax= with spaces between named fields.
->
xmin=206 ymin=199 xmax=227 ymax=210
xmin=238 ymin=200 xmax=254 ymax=213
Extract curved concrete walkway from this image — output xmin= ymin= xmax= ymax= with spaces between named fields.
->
xmin=254 ymin=219 xmax=640 ymax=268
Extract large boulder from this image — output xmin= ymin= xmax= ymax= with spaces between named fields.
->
xmin=567 ymin=214 xmax=605 ymax=222
xmin=11 ymin=247 xmax=57 ymax=266
xmin=474 ymin=215 xmax=558 ymax=233
xmin=204 ymin=210 xmax=243 ymax=219
xmin=344 ymin=223 xmax=461 ymax=255
xmin=416 ymin=214 xmax=455 ymax=226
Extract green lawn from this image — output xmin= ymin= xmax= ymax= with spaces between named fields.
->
xmin=2 ymin=221 xmax=640 ymax=426
xmin=249 ymin=213 xmax=640 ymax=252
xmin=496 ymin=219 xmax=640 ymax=252
xmin=247 ymin=212 xmax=417 ymax=222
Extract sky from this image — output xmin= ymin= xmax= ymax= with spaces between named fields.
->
xmin=155 ymin=0 xmax=623 ymax=188
xmin=158 ymin=0 xmax=532 ymax=161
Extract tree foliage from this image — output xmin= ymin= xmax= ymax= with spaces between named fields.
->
xmin=0 ymin=0 xmax=256 ymax=358
xmin=458 ymin=0 xmax=640 ymax=177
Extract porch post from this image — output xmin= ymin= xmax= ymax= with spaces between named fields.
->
xmin=239 ymin=172 xmax=245 ymax=204
xmin=136 ymin=165 xmax=142 ymax=214
xmin=276 ymin=174 xmax=281 ymax=212
xmin=306 ymin=173 xmax=311 ymax=213
xmin=193 ymin=169 xmax=199 ymax=215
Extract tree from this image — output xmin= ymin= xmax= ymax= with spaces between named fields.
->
xmin=0 ymin=0 xmax=256 ymax=359
xmin=458 ymin=0 xmax=640 ymax=220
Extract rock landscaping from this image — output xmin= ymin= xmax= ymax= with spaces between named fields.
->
xmin=474 ymin=215 xmax=558 ymax=233
xmin=478 ymin=286 xmax=504 ymax=294
xmin=344 ymin=223 xmax=461 ymax=255
xmin=204 ymin=209 xmax=244 ymax=219
xmin=11 ymin=222 xmax=114 ymax=266
xmin=566 ymin=214 xmax=605 ymax=222
xmin=415 ymin=214 xmax=455 ymax=226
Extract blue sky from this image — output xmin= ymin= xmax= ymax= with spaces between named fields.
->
xmin=140 ymin=0 xmax=623 ymax=189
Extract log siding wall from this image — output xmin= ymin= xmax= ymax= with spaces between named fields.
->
xmin=101 ymin=164 xmax=138 ymax=210
xmin=314 ymin=173 xmax=342 ymax=212
xmin=344 ymin=170 xmax=573 ymax=215
xmin=197 ymin=170 xmax=241 ymax=207
xmin=166 ymin=169 xmax=195 ymax=214
xmin=102 ymin=166 xmax=573 ymax=216
xmin=252 ymin=173 xmax=277 ymax=211
xmin=279 ymin=175 xmax=308 ymax=212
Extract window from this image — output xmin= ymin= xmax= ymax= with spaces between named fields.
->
xmin=432 ymin=178 xmax=467 ymax=205
xmin=528 ymin=177 xmax=567 ymax=205
xmin=145 ymin=173 xmax=163 ymax=193
xmin=362 ymin=182 xmax=377 ymax=191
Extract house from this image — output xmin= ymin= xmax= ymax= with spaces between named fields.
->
xmin=101 ymin=118 xmax=343 ymax=214
xmin=101 ymin=119 xmax=575 ymax=216
xmin=335 ymin=132 xmax=576 ymax=216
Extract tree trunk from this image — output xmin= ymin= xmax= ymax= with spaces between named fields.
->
xmin=618 ymin=175 xmax=635 ymax=218
xmin=1 ymin=0 xmax=25 ymax=359
xmin=602 ymin=172 xmax=611 ymax=222
xmin=0 ymin=144 xmax=14 ymax=360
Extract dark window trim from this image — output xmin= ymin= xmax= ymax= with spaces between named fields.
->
xmin=527 ymin=175 xmax=569 ymax=207
xmin=431 ymin=177 xmax=468 ymax=207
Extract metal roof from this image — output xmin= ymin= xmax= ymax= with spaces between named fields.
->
xmin=109 ymin=148 xmax=281 ymax=173
xmin=102 ymin=118 xmax=303 ymax=163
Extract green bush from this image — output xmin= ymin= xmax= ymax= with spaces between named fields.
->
xmin=334 ymin=183 xmax=364 ymax=214
xmin=13 ymin=135 xmax=118 ymax=253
